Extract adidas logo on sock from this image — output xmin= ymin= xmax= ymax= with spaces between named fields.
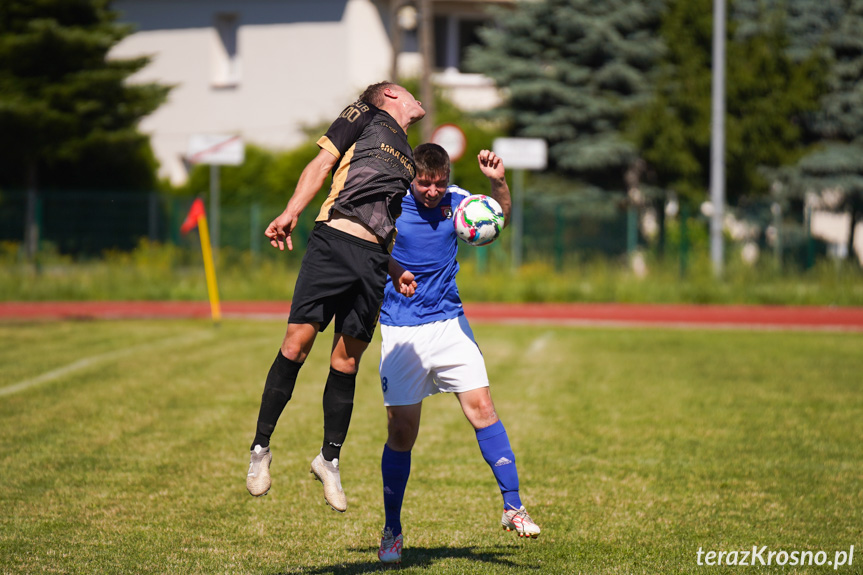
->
xmin=494 ymin=457 xmax=513 ymax=467
xmin=383 ymin=486 xmax=395 ymax=495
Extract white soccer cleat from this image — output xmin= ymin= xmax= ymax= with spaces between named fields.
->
xmin=310 ymin=451 xmax=347 ymax=512
xmin=378 ymin=526 xmax=403 ymax=564
xmin=501 ymin=504 xmax=541 ymax=538
xmin=246 ymin=444 xmax=272 ymax=497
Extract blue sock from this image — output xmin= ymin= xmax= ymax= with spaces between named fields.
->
xmin=476 ymin=420 xmax=522 ymax=510
xmin=381 ymin=444 xmax=411 ymax=536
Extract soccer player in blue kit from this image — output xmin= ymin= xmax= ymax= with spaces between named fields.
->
xmin=376 ymin=143 xmax=541 ymax=565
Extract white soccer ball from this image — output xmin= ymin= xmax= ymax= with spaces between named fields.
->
xmin=453 ymin=194 xmax=504 ymax=246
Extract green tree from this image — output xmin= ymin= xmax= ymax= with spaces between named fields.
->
xmin=465 ymin=0 xmax=665 ymax=194
xmin=0 ymin=0 xmax=170 ymax=255
xmin=753 ymin=0 xmax=863 ymax=263
xmin=628 ymin=0 xmax=827 ymax=207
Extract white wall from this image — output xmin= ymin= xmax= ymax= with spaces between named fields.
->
xmin=812 ymin=210 xmax=863 ymax=264
xmin=111 ymin=0 xmax=394 ymax=185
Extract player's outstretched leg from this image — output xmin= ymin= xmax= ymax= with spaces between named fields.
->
xmin=475 ymin=419 xmax=541 ymax=538
xmin=501 ymin=504 xmax=541 ymax=538
xmin=247 ymin=350 xmax=302 ymax=496
xmin=311 ymin=366 xmax=356 ymax=512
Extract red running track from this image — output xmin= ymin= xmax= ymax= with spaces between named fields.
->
xmin=1 ymin=301 xmax=862 ymax=331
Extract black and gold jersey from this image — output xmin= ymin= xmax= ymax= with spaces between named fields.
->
xmin=315 ymin=100 xmax=416 ymax=241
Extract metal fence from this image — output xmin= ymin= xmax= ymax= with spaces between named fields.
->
xmin=0 ymin=189 xmax=827 ymax=270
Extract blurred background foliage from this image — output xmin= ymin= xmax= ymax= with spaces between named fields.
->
xmin=1 ymin=0 xmax=862 ymax=297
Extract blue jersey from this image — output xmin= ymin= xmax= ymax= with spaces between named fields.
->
xmin=381 ymin=186 xmax=471 ymax=326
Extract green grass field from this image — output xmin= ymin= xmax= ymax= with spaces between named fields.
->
xmin=1 ymin=319 xmax=861 ymax=574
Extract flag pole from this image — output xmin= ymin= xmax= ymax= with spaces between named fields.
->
xmin=196 ymin=213 xmax=222 ymax=324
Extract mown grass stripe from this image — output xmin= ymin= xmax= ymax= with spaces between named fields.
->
xmin=0 ymin=330 xmax=214 ymax=398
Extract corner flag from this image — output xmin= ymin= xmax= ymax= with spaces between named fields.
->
xmin=181 ymin=198 xmax=221 ymax=323
xmin=181 ymin=198 xmax=207 ymax=234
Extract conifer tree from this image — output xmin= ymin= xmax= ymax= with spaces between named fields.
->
xmin=465 ymin=0 xmax=665 ymax=194
xmin=753 ymin=0 xmax=863 ymax=262
xmin=0 ymin=0 xmax=169 ymax=190
xmin=0 ymin=0 xmax=170 ymax=256
xmin=628 ymin=0 xmax=827 ymax=207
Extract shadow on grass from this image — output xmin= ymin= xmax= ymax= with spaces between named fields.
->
xmin=273 ymin=543 xmax=537 ymax=574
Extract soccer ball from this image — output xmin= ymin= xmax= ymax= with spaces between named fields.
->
xmin=453 ymin=194 xmax=504 ymax=246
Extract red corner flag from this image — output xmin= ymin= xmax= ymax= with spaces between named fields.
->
xmin=181 ymin=198 xmax=206 ymax=234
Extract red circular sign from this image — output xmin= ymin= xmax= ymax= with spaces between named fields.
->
xmin=430 ymin=123 xmax=467 ymax=162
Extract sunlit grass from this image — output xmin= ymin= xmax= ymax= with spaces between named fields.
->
xmin=1 ymin=319 xmax=861 ymax=573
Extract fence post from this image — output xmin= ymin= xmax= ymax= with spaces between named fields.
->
xmin=476 ymin=241 xmax=487 ymax=273
xmin=148 ymin=192 xmax=159 ymax=241
xmin=511 ymin=168 xmax=525 ymax=271
xmin=210 ymin=165 xmax=220 ymax=260
xmin=555 ymin=208 xmax=564 ymax=272
xmin=771 ymin=202 xmax=782 ymax=269
xmin=805 ymin=204 xmax=814 ymax=270
xmin=250 ymin=203 xmax=261 ymax=256
xmin=170 ymin=198 xmax=181 ymax=245
xmin=680 ymin=204 xmax=689 ymax=278
xmin=627 ymin=204 xmax=638 ymax=254
xmin=25 ymin=189 xmax=40 ymax=260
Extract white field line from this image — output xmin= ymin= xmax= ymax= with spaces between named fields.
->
xmin=0 ymin=330 xmax=214 ymax=398
xmin=527 ymin=332 xmax=554 ymax=355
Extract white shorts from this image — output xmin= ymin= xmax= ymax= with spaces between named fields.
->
xmin=379 ymin=315 xmax=489 ymax=406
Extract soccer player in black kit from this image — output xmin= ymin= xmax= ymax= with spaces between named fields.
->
xmin=245 ymin=82 xmax=424 ymax=512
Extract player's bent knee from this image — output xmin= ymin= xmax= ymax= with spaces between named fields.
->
xmin=387 ymin=421 xmax=419 ymax=450
xmin=386 ymin=435 xmax=416 ymax=451
xmin=280 ymin=343 xmax=307 ymax=363
xmin=465 ymin=404 xmax=499 ymax=430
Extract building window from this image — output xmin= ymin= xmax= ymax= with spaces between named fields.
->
xmin=434 ymin=15 xmax=485 ymax=73
xmin=212 ymin=12 xmax=240 ymax=88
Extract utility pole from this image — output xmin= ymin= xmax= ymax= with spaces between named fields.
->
xmin=390 ymin=0 xmax=402 ymax=82
xmin=710 ymin=0 xmax=726 ymax=277
xmin=419 ymin=0 xmax=434 ymax=142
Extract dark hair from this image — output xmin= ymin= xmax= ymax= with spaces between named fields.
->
xmin=359 ymin=81 xmax=397 ymax=107
xmin=413 ymin=143 xmax=450 ymax=179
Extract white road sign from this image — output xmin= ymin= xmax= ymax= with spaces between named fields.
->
xmin=493 ymin=137 xmax=547 ymax=170
xmin=187 ymin=134 xmax=245 ymax=166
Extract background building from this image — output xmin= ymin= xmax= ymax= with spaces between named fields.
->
xmin=111 ymin=0 xmax=505 ymax=185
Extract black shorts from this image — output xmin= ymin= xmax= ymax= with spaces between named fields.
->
xmin=288 ymin=223 xmax=390 ymax=342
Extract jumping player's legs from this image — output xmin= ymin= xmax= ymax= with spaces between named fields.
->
xmin=281 ymin=322 xmax=319 ymax=362
xmin=246 ymin=322 xmax=318 ymax=497
xmin=308 ymin=329 xmax=377 ymax=514
xmin=321 ymin=332 xmax=369 ymax=461
xmin=303 ymin=224 xmax=388 ymax=512
xmin=252 ymin=322 xmax=318 ymax=450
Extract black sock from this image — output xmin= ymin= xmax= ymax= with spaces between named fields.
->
xmin=321 ymin=367 xmax=356 ymax=461
xmin=251 ymin=350 xmax=302 ymax=450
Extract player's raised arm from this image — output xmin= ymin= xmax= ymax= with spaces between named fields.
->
xmin=265 ymin=148 xmax=338 ymax=251
xmin=477 ymin=149 xmax=512 ymax=227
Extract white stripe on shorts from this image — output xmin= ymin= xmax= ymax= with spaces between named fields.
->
xmin=379 ymin=315 xmax=490 ymax=406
